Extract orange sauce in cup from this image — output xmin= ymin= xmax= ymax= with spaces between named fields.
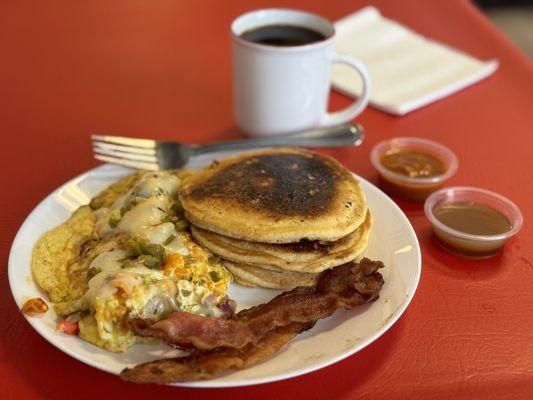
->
xmin=378 ymin=149 xmax=448 ymax=201
xmin=380 ymin=149 xmax=447 ymax=178
xmin=431 ymin=201 xmax=513 ymax=258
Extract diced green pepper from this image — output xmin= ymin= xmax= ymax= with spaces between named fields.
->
xmin=108 ymin=209 xmax=122 ymax=228
xmin=163 ymin=234 xmax=175 ymax=246
xmin=86 ymin=267 xmax=102 ymax=280
xmin=171 ymin=199 xmax=184 ymax=216
xmin=143 ymin=255 xmax=163 ymax=269
xmin=121 ymin=237 xmax=165 ymax=268
xmin=208 ymin=255 xmax=221 ymax=264
xmin=174 ymin=220 xmax=189 ymax=232
xmin=122 ymin=237 xmax=143 ymax=256
xmin=209 ymin=270 xmax=221 ymax=282
xmin=120 ymin=259 xmax=135 ymax=269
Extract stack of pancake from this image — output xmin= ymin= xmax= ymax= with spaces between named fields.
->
xmin=179 ymin=148 xmax=371 ymax=289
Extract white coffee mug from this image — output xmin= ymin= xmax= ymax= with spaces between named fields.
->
xmin=231 ymin=8 xmax=371 ymax=137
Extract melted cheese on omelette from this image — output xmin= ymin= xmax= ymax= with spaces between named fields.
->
xmin=58 ymin=171 xmax=232 ymax=353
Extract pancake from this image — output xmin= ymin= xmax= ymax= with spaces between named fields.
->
xmin=224 ymin=261 xmax=320 ymax=290
xmin=191 ymin=210 xmax=372 ymax=273
xmin=191 ymin=220 xmax=360 ymax=264
xmin=179 ymin=148 xmax=367 ymax=244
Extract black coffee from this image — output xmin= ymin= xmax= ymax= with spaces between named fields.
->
xmin=240 ymin=24 xmax=326 ymax=46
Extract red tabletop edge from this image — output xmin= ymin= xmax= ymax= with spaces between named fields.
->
xmin=1 ymin=1 xmax=532 ymax=399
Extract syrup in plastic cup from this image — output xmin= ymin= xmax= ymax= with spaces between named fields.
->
xmin=371 ymin=137 xmax=458 ymax=202
xmin=424 ymin=186 xmax=523 ymax=259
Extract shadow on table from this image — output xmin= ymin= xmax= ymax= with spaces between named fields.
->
xmin=419 ymin=225 xmax=511 ymax=280
xmin=273 ymin=316 xmax=406 ymax=398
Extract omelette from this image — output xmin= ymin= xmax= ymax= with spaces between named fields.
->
xmin=32 ymin=170 xmax=233 ymax=353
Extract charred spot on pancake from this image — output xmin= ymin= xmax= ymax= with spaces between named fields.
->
xmin=279 ymin=239 xmax=331 ymax=254
xmin=189 ymin=153 xmax=343 ymax=217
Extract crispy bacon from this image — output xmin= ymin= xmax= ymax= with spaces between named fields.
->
xmin=121 ymin=322 xmax=315 ymax=384
xmin=129 ymin=258 xmax=384 ymax=352
xmin=128 ymin=313 xmax=255 ymax=351
xmin=120 ymin=258 xmax=384 ymax=383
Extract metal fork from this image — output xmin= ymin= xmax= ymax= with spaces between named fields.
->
xmin=92 ymin=123 xmax=364 ymax=170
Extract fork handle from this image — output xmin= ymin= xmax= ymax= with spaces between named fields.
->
xmin=189 ymin=123 xmax=364 ymax=156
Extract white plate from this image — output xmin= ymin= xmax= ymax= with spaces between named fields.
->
xmin=9 ymin=159 xmax=421 ymax=388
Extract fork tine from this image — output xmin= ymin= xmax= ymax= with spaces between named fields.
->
xmin=91 ymin=134 xmax=156 ymax=149
xmin=93 ymin=146 xmax=158 ymax=163
xmin=92 ymin=141 xmax=157 ymax=155
xmin=94 ymin=154 xmax=159 ymax=171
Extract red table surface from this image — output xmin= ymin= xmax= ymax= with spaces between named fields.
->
xmin=1 ymin=0 xmax=532 ymax=399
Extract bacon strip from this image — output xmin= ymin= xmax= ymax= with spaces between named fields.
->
xmin=129 ymin=258 xmax=384 ymax=351
xmin=128 ymin=313 xmax=255 ymax=351
xmin=121 ymin=322 xmax=315 ymax=384
xmin=120 ymin=258 xmax=384 ymax=383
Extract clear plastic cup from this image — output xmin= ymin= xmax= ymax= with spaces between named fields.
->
xmin=424 ymin=186 xmax=523 ymax=259
xmin=371 ymin=137 xmax=458 ymax=202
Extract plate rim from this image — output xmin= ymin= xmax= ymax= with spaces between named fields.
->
xmin=8 ymin=163 xmax=421 ymax=388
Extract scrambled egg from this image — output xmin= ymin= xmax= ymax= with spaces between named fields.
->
xmin=38 ymin=171 xmax=233 ymax=353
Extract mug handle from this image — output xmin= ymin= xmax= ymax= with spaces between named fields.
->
xmin=321 ymin=52 xmax=371 ymax=127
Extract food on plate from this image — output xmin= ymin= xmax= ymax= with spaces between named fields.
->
xmin=121 ymin=258 xmax=385 ymax=383
xmin=56 ymin=319 xmax=80 ymax=335
xmin=124 ymin=322 xmax=313 ymax=383
xmin=180 ymin=148 xmax=371 ymax=289
xmin=128 ymin=258 xmax=383 ymax=351
xmin=223 ymin=261 xmax=320 ymax=289
xmin=179 ymin=148 xmax=367 ymax=244
xmin=26 ymin=147 xmax=388 ymax=383
xmin=193 ymin=212 xmax=371 ymax=289
xmin=31 ymin=170 xmax=233 ymax=352
xmin=32 ymin=206 xmax=97 ymax=305
xmin=21 ymin=297 xmax=49 ymax=316
xmin=190 ymin=211 xmax=371 ymax=272
xmin=371 ymin=137 xmax=458 ymax=202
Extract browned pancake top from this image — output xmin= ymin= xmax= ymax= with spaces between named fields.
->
xmin=189 ymin=153 xmax=344 ymax=218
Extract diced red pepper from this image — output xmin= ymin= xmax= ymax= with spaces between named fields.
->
xmin=56 ymin=320 xmax=79 ymax=335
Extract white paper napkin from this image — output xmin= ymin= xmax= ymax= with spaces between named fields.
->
xmin=332 ymin=6 xmax=499 ymax=115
